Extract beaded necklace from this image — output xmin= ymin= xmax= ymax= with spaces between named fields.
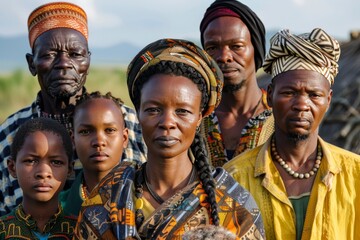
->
xmin=271 ymin=137 xmax=322 ymax=179
xmin=36 ymin=98 xmax=73 ymax=132
xmin=81 ymin=184 xmax=89 ymax=200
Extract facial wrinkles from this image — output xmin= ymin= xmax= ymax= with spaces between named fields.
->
xmin=273 ymin=71 xmax=331 ymax=141
xmin=34 ymin=30 xmax=88 ymax=57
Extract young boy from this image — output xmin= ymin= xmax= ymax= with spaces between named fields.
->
xmin=60 ymin=91 xmax=129 ymax=216
xmin=0 ymin=118 xmax=76 ymax=239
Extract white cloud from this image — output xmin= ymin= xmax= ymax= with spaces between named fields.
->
xmin=0 ymin=0 xmax=359 ymax=47
xmin=293 ymin=0 xmax=307 ymax=6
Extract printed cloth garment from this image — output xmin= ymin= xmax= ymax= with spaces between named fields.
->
xmin=0 ymin=204 xmax=77 ymax=239
xmin=201 ymin=89 xmax=273 ymax=167
xmin=75 ymin=161 xmax=265 ymax=240
xmin=0 ymin=91 xmax=147 ymax=216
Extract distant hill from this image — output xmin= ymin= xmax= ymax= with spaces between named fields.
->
xmin=0 ymin=36 xmax=29 ymax=71
xmin=0 ymin=35 xmax=141 ymax=72
xmin=0 ymin=30 xmax=279 ymax=72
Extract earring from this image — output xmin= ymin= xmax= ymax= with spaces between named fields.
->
xmin=196 ymin=126 xmax=200 ymax=133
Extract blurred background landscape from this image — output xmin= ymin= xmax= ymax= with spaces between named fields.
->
xmin=0 ymin=67 xmax=131 ymax=123
xmin=1 ymin=0 xmax=359 ymax=153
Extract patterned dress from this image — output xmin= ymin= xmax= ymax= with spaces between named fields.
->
xmin=0 ymin=204 xmax=77 ymax=239
xmin=74 ymin=161 xmax=265 ymax=240
xmin=201 ymin=89 xmax=273 ymax=167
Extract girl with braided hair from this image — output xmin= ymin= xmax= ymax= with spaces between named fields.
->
xmin=60 ymin=91 xmax=129 ymax=217
xmin=74 ymin=39 xmax=264 ymax=240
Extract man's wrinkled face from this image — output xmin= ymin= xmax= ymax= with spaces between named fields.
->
xmin=27 ymin=28 xmax=90 ymax=100
xmin=268 ymin=70 xmax=332 ymax=143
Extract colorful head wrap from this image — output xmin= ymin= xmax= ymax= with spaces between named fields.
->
xmin=28 ymin=2 xmax=88 ymax=48
xmin=263 ymin=28 xmax=341 ymax=85
xmin=199 ymin=0 xmax=266 ymax=71
xmin=127 ymin=38 xmax=223 ymax=117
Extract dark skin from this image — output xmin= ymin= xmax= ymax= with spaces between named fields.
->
xmin=267 ymin=69 xmax=332 ymax=196
xmin=72 ymin=98 xmax=129 ymax=193
xmin=138 ymin=74 xmax=202 ymax=208
xmin=7 ymin=131 xmax=72 ymax=232
xmin=26 ymin=28 xmax=90 ymax=115
xmin=203 ymin=16 xmax=265 ymax=152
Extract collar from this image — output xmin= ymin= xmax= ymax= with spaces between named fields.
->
xmin=15 ymin=203 xmax=63 ymax=233
xmin=254 ymin=135 xmax=342 ymax=189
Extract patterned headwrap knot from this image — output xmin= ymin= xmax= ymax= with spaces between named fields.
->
xmin=127 ymin=38 xmax=223 ymax=117
xmin=263 ymin=28 xmax=341 ymax=85
xmin=28 ymin=2 xmax=88 ymax=48
xmin=200 ymin=0 xmax=266 ymax=71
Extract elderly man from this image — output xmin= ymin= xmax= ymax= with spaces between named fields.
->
xmin=199 ymin=0 xmax=274 ymax=167
xmin=224 ymin=28 xmax=360 ymax=239
xmin=0 ymin=2 xmax=146 ymax=216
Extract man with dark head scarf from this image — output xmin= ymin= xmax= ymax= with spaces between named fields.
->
xmin=224 ymin=28 xmax=360 ymax=240
xmin=199 ymin=0 xmax=274 ymax=167
xmin=0 ymin=2 xmax=147 ymax=217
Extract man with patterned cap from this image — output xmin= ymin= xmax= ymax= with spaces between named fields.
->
xmin=0 ymin=2 xmax=146 ymax=216
xmin=199 ymin=0 xmax=274 ymax=168
xmin=224 ymin=28 xmax=360 ymax=240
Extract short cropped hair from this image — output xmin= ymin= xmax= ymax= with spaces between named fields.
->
xmin=10 ymin=117 xmax=73 ymax=162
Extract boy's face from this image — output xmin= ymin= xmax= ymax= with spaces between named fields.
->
xmin=7 ymin=131 xmax=71 ymax=204
xmin=73 ymin=98 xmax=128 ymax=178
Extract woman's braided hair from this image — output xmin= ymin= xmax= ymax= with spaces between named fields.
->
xmin=133 ymin=60 xmax=220 ymax=226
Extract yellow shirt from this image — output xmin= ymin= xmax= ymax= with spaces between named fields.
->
xmin=224 ymin=136 xmax=360 ymax=240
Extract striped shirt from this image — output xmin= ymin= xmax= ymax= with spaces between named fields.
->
xmin=0 ymin=92 xmax=147 ymax=216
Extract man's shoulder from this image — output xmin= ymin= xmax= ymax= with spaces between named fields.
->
xmin=0 ymin=209 xmax=16 ymax=224
xmin=121 ymin=104 xmax=138 ymax=123
xmin=323 ymin=141 xmax=360 ymax=164
xmin=224 ymin=146 xmax=262 ymax=171
xmin=122 ymin=104 xmax=136 ymax=113
xmin=1 ymin=103 xmax=36 ymax=130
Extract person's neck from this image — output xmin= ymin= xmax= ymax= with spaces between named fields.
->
xmin=273 ymin=132 xmax=319 ymax=168
xmin=145 ymin=153 xmax=194 ymax=197
xmin=39 ymin=90 xmax=83 ymax=115
xmin=217 ymin=83 xmax=263 ymax=116
xmin=22 ymin=198 xmax=59 ymax=233
xmin=83 ymin=170 xmax=108 ymax=193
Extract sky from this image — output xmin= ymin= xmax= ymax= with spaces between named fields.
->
xmin=0 ymin=0 xmax=359 ymax=49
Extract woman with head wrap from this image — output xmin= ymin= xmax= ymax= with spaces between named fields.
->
xmin=74 ymin=39 xmax=265 ymax=239
xmin=224 ymin=28 xmax=360 ymax=240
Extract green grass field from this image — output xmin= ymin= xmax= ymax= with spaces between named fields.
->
xmin=0 ymin=66 xmax=132 ymax=123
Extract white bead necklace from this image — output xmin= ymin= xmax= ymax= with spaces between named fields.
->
xmin=271 ymin=138 xmax=322 ymax=179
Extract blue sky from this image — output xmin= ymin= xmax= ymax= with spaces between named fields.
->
xmin=0 ymin=0 xmax=359 ymax=48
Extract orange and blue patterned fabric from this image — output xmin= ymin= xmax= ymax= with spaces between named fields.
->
xmin=74 ymin=161 xmax=265 ymax=239
xmin=127 ymin=38 xmax=223 ymax=118
xmin=27 ymin=2 xmax=88 ymax=48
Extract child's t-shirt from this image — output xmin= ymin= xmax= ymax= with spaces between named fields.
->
xmin=0 ymin=203 xmax=77 ymax=239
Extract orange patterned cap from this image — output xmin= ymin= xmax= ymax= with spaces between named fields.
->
xmin=28 ymin=2 xmax=88 ymax=48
